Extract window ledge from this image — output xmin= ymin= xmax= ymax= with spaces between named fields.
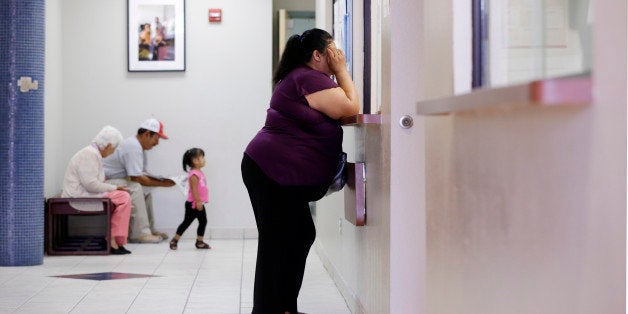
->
xmin=340 ymin=114 xmax=382 ymax=126
xmin=416 ymin=74 xmax=592 ymax=116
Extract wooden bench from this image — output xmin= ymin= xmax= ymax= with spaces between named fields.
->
xmin=45 ymin=197 xmax=111 ymax=255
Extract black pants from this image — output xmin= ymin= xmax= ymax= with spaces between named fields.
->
xmin=175 ymin=201 xmax=207 ymax=237
xmin=241 ymin=154 xmax=327 ymax=314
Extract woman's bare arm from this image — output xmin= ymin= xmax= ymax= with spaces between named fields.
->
xmin=306 ymin=47 xmax=360 ymax=119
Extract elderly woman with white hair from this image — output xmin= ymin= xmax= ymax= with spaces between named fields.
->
xmin=61 ymin=126 xmax=133 ymax=255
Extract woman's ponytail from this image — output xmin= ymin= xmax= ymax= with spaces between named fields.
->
xmin=272 ymin=29 xmax=333 ymax=86
xmin=272 ymin=34 xmax=305 ymax=86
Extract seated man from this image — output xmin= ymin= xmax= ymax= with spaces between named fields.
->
xmin=104 ymin=118 xmax=175 ymax=243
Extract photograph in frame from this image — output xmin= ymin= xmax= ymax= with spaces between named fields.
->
xmin=128 ymin=0 xmax=185 ymax=72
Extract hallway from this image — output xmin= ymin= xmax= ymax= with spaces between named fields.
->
xmin=0 ymin=239 xmax=350 ymax=313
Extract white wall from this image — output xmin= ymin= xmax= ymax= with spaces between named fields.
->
xmin=45 ymin=0 xmax=272 ymax=237
xmin=44 ymin=0 xmax=64 ymax=197
xmin=426 ymin=106 xmax=598 ymax=313
xmin=315 ymin=0 xmax=332 ymax=31
xmin=424 ymin=0 xmax=625 ymax=313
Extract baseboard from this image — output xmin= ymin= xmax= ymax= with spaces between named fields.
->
xmin=315 ymin=240 xmax=366 ymax=314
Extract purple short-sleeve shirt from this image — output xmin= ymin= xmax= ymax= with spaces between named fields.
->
xmin=245 ymin=66 xmax=342 ymax=186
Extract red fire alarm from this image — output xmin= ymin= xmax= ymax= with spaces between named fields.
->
xmin=209 ymin=8 xmax=222 ymax=22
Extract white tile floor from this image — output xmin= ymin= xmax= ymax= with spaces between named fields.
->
xmin=0 ymin=239 xmax=351 ymax=314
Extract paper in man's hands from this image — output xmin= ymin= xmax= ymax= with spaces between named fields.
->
xmin=169 ymin=174 xmax=188 ymax=196
xmin=142 ymin=172 xmax=188 ymax=195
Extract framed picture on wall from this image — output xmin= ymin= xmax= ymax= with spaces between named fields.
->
xmin=127 ymin=0 xmax=185 ymax=72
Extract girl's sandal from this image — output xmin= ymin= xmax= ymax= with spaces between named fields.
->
xmin=169 ymin=239 xmax=178 ymax=250
xmin=195 ymin=240 xmax=211 ymax=249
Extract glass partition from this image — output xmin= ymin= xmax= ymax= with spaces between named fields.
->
xmin=474 ymin=0 xmax=592 ymax=88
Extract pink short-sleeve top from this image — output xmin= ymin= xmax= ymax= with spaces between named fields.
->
xmin=187 ymin=169 xmax=209 ymax=204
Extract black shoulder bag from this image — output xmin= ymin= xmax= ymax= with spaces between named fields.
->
xmin=326 ymin=152 xmax=348 ymax=195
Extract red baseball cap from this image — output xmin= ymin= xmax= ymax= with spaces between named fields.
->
xmin=140 ymin=118 xmax=169 ymax=139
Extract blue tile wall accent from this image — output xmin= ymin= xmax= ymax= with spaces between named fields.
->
xmin=0 ymin=0 xmax=45 ymax=266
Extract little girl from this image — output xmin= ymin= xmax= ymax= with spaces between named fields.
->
xmin=170 ymin=148 xmax=211 ymax=250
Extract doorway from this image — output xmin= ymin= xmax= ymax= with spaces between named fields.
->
xmin=275 ymin=10 xmax=316 ymax=69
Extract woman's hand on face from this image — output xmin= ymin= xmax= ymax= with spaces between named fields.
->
xmin=326 ymin=46 xmax=347 ymax=75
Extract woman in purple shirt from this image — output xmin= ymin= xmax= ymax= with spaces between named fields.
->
xmin=242 ymin=28 xmax=359 ymax=314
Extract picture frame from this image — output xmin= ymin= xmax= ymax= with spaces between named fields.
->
xmin=127 ymin=0 xmax=185 ymax=72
